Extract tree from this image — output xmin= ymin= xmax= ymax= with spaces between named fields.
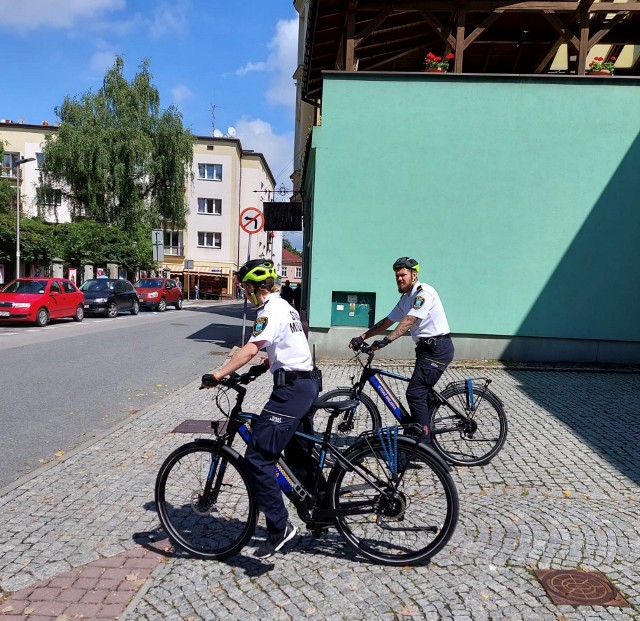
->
xmin=283 ymin=238 xmax=302 ymax=257
xmin=39 ymin=56 xmax=193 ymax=231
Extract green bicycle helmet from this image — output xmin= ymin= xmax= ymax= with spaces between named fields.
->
xmin=393 ymin=256 xmax=420 ymax=272
xmin=237 ymin=258 xmax=278 ymax=283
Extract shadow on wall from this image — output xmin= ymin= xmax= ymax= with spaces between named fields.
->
xmin=504 ymin=132 xmax=640 ymax=361
xmin=504 ymin=370 xmax=640 ymax=487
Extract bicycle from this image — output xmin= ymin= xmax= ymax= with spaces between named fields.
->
xmin=315 ymin=343 xmax=508 ymax=466
xmin=155 ymin=369 xmax=459 ymax=566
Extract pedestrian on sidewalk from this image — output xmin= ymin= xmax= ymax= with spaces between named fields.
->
xmin=210 ymin=258 xmax=318 ymax=559
xmin=194 ymin=282 xmax=200 ymax=300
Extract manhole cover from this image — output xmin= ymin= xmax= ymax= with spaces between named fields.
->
xmin=535 ymin=569 xmax=628 ymax=606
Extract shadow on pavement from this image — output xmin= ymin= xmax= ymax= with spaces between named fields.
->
xmin=505 ymin=369 xmax=640 ymax=486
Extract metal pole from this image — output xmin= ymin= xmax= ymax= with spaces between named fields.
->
xmin=15 ymin=165 xmax=20 ymax=280
xmin=14 ymin=157 xmax=35 ymax=280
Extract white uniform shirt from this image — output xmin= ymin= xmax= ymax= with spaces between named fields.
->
xmin=387 ymin=281 xmax=451 ymax=342
xmin=249 ymin=293 xmax=313 ymax=372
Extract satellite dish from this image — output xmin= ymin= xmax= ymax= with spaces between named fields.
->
xmin=227 ymin=126 xmax=236 ymax=137
xmin=213 ymin=129 xmax=223 ymax=138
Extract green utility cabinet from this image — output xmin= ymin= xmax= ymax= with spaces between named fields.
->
xmin=330 ymin=291 xmax=376 ymax=327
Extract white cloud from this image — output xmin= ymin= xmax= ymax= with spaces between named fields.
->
xmin=234 ymin=117 xmax=293 ymax=188
xmin=232 ymin=18 xmax=298 ymax=111
xmin=0 ymin=0 xmax=125 ymax=33
xmin=89 ymin=50 xmax=117 ymax=78
xmin=265 ymin=19 xmax=298 ymax=110
xmin=148 ymin=1 xmax=189 ymax=39
xmin=171 ymin=84 xmax=194 ymax=105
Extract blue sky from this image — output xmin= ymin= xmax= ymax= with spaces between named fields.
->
xmin=1 ymin=0 xmax=303 ymax=248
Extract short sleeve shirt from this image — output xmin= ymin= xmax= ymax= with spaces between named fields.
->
xmin=387 ymin=281 xmax=451 ymax=342
xmin=248 ymin=293 xmax=313 ymax=372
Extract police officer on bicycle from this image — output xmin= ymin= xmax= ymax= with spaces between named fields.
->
xmin=349 ymin=256 xmax=454 ymax=441
xmin=210 ymin=258 xmax=318 ymax=559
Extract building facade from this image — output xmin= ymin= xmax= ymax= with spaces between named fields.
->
xmin=293 ymin=1 xmax=640 ymax=363
xmin=0 ymin=122 xmax=278 ymax=294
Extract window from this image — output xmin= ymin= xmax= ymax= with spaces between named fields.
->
xmin=42 ymin=188 xmax=62 ymax=207
xmin=36 ymin=152 xmax=44 ymax=168
xmin=62 ymin=281 xmax=77 ymax=293
xmin=280 ymin=266 xmax=287 ymax=277
xmin=1 ymin=152 xmax=19 ymax=177
xmin=198 ymin=163 xmax=222 ymax=181
xmin=197 ymin=198 xmax=222 ymax=215
xmin=198 ymin=232 xmax=222 ymax=248
xmin=295 ymin=267 xmax=303 ymax=279
xmin=164 ymin=231 xmax=183 ymax=256
xmin=50 ymin=281 xmax=61 ymax=294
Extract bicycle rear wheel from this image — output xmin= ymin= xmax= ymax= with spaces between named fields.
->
xmin=155 ymin=440 xmax=258 ymax=560
xmin=431 ymin=385 xmax=508 ymax=466
xmin=315 ymin=389 xmax=381 ymax=450
xmin=328 ymin=435 xmax=458 ymax=566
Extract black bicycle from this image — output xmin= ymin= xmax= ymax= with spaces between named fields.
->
xmin=315 ymin=343 xmax=508 ymax=466
xmin=155 ymin=370 xmax=459 ymax=566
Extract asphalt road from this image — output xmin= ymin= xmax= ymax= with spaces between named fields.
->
xmin=0 ymin=301 xmax=255 ymax=487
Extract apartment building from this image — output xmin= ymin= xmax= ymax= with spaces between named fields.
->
xmin=0 ymin=121 xmax=279 ymax=296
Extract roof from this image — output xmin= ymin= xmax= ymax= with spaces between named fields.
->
xmin=303 ymin=0 xmax=640 ymax=101
xmin=282 ymin=248 xmax=303 ymax=265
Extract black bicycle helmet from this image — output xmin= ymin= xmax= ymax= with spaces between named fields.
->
xmin=392 ymin=256 xmax=420 ymax=272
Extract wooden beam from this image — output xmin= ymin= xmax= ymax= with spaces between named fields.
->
xmin=588 ymin=12 xmax=630 ymax=48
xmin=455 ymin=9 xmax=466 ymax=72
xmin=354 ymin=11 xmax=391 ymax=48
xmin=420 ymin=10 xmax=457 ymax=49
xmin=346 ymin=5 xmax=356 ymax=71
xmin=542 ymin=10 xmax=580 ymax=50
xmin=367 ymin=47 xmax=422 ymax=70
xmin=534 ymin=38 xmax=564 ymax=72
xmin=463 ymin=11 xmax=503 ymax=49
xmin=589 ymin=3 xmax=640 ymax=12
xmin=577 ymin=10 xmax=589 ymax=74
xmin=358 ymin=1 xmax=581 ymax=12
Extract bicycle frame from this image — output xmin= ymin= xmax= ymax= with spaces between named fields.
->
xmin=208 ymin=380 xmax=427 ymax=525
xmin=346 ymin=351 xmax=492 ymax=430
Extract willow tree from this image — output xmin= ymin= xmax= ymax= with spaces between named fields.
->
xmin=39 ymin=56 xmax=193 ymax=231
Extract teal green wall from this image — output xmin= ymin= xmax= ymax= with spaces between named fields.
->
xmin=305 ymin=73 xmax=640 ymax=342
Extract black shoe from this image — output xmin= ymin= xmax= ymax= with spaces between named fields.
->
xmin=254 ymin=522 xmax=297 ymax=559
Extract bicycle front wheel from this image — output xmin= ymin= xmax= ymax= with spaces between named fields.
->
xmin=431 ymin=385 xmax=508 ymax=466
xmin=328 ymin=435 xmax=458 ymax=566
xmin=155 ymin=440 xmax=258 ymax=560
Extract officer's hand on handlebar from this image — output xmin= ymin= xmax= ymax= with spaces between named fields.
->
xmin=349 ymin=336 xmax=364 ymax=351
xmin=200 ymin=373 xmax=221 ymax=388
xmin=371 ymin=336 xmax=391 ymax=351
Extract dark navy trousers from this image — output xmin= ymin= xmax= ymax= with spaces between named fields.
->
xmin=406 ymin=335 xmax=455 ymax=430
xmin=244 ymin=378 xmax=318 ymax=534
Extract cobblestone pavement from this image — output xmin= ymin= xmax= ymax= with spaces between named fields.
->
xmin=0 ymin=358 xmax=638 ymax=620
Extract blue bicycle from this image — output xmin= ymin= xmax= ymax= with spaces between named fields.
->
xmin=155 ymin=370 xmax=459 ymax=566
xmin=316 ymin=343 xmax=508 ymax=466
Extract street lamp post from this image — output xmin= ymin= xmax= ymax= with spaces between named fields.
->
xmin=15 ymin=157 xmax=36 ymax=279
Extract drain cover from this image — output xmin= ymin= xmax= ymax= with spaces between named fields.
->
xmin=535 ymin=569 xmax=628 ymax=606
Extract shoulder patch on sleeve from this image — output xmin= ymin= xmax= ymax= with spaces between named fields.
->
xmin=252 ymin=316 xmax=268 ymax=336
xmin=413 ymin=296 xmax=425 ymax=310
xmin=416 ymin=285 xmax=423 ymax=293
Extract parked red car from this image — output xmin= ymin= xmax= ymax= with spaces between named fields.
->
xmin=0 ymin=278 xmax=85 ymax=326
xmin=134 ymin=278 xmax=183 ymax=311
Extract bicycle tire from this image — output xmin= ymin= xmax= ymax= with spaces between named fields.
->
xmin=155 ymin=440 xmax=258 ymax=560
xmin=431 ymin=385 xmax=508 ymax=466
xmin=315 ymin=389 xmax=382 ymax=449
xmin=328 ymin=435 xmax=458 ymax=566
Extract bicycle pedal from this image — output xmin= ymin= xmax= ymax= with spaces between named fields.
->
xmin=307 ymin=524 xmax=331 ymax=539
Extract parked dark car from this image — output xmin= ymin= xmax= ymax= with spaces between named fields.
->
xmin=0 ymin=278 xmax=85 ymax=327
xmin=134 ymin=278 xmax=183 ymax=311
xmin=79 ymin=278 xmax=140 ymax=317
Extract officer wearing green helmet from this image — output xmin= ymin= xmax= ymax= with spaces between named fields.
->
xmin=349 ymin=257 xmax=454 ymax=441
xmin=211 ymin=258 xmax=318 ymax=559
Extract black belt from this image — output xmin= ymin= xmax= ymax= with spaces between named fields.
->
xmin=418 ymin=334 xmax=450 ymax=343
xmin=284 ymin=370 xmax=314 ymax=380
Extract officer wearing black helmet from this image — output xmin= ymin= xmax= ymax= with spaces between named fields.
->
xmin=210 ymin=258 xmax=318 ymax=559
xmin=348 ymin=257 xmax=454 ymax=440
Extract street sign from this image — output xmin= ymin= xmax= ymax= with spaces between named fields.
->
xmin=152 ymin=229 xmax=164 ymax=262
xmin=264 ymin=202 xmax=302 ymax=231
xmin=185 ymin=259 xmax=194 ymax=270
xmin=239 ymin=207 xmax=264 ymax=234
